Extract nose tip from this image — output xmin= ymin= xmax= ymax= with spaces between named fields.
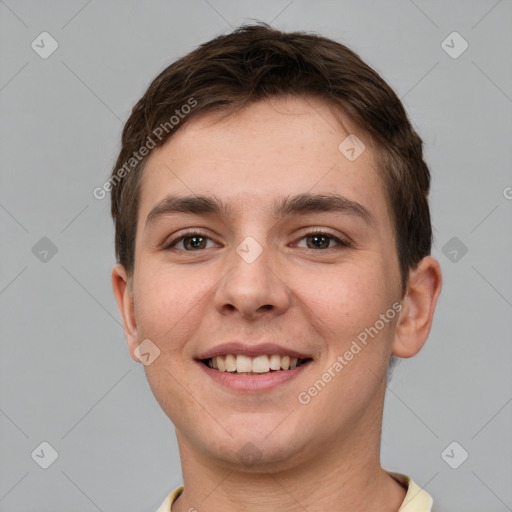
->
xmin=214 ymin=244 xmax=291 ymax=320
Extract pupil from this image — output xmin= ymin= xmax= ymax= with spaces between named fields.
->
xmin=187 ymin=236 xmax=205 ymax=249
xmin=309 ymin=235 xmax=327 ymax=249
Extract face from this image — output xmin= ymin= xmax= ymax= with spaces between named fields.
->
xmin=115 ymin=96 xmax=413 ymax=471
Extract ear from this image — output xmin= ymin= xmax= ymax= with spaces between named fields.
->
xmin=392 ymin=256 xmax=443 ymax=358
xmin=112 ymin=263 xmax=140 ymax=362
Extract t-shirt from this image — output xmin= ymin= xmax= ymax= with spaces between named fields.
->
xmin=155 ymin=471 xmax=433 ymax=511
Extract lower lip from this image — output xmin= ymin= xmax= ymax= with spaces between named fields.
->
xmin=197 ymin=361 xmax=312 ymax=392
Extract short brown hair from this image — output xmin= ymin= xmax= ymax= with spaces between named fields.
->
xmin=110 ymin=22 xmax=432 ymax=294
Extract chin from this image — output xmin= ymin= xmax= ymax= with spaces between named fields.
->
xmin=196 ymin=422 xmax=314 ymax=473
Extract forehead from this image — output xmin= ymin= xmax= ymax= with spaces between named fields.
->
xmin=137 ymin=96 xmax=389 ymax=226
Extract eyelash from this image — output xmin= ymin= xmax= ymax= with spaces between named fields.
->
xmin=164 ymin=229 xmax=352 ymax=251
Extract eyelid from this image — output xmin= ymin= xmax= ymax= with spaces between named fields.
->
xmin=164 ymin=228 xmax=353 ymax=251
xmin=291 ymin=228 xmax=353 ymax=249
xmin=163 ymin=228 xmax=219 ymax=250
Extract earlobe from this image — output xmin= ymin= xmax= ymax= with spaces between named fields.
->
xmin=111 ymin=263 xmax=140 ymax=362
xmin=392 ymin=256 xmax=443 ymax=358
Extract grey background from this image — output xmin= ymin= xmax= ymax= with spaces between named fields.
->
xmin=1 ymin=1 xmax=511 ymax=511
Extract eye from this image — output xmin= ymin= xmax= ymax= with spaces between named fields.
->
xmin=164 ymin=229 xmax=352 ymax=252
xmin=165 ymin=231 xmax=218 ymax=251
xmin=295 ymin=230 xmax=352 ymax=250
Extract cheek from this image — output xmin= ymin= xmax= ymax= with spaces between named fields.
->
xmin=132 ymin=262 xmax=209 ymax=347
xmin=297 ymin=259 xmax=391 ymax=337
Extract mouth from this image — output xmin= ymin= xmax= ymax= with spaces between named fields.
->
xmin=201 ymin=354 xmax=313 ymax=375
xmin=195 ymin=342 xmax=315 ymax=391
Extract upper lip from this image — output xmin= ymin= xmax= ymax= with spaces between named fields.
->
xmin=196 ymin=342 xmax=314 ymax=361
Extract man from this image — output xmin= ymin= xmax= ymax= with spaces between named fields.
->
xmin=110 ymin=23 xmax=442 ymax=511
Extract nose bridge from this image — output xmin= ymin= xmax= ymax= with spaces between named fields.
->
xmin=214 ymin=232 xmax=290 ymax=318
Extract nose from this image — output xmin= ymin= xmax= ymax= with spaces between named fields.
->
xmin=214 ymin=238 xmax=292 ymax=321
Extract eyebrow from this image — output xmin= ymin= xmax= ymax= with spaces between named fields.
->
xmin=145 ymin=193 xmax=376 ymax=228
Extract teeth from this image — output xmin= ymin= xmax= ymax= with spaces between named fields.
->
xmin=252 ymin=355 xmax=270 ymax=373
xmin=269 ymin=354 xmax=281 ymax=370
xmin=206 ymin=354 xmax=308 ymax=373
xmin=236 ymin=354 xmax=252 ymax=373
xmin=225 ymin=354 xmax=237 ymax=372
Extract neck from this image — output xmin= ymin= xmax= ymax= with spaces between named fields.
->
xmin=171 ymin=390 xmax=406 ymax=512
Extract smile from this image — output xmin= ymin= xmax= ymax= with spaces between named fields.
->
xmin=203 ymin=354 xmax=312 ymax=374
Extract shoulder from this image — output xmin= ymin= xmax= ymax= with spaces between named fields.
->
xmin=155 ymin=486 xmax=184 ymax=512
xmin=388 ymin=472 xmax=433 ymax=512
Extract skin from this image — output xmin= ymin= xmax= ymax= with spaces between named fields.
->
xmin=112 ymin=95 xmax=442 ymax=512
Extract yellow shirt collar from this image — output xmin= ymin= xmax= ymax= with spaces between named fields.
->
xmin=156 ymin=472 xmax=433 ymax=512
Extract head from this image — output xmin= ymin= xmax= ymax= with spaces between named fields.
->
xmin=111 ymin=23 xmax=441 ymax=471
